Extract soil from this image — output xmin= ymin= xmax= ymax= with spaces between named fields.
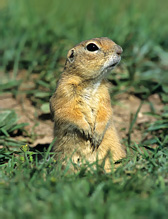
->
xmin=0 ymin=73 xmax=163 ymax=149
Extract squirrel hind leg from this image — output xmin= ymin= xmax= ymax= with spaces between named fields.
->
xmin=98 ymin=124 xmax=126 ymax=162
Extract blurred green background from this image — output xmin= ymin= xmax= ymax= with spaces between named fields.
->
xmin=1 ymin=0 xmax=168 ymax=79
xmin=1 ymin=0 xmax=168 ymax=105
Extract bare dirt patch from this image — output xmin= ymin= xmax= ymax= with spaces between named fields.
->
xmin=113 ymin=93 xmax=163 ymax=143
xmin=0 ymin=93 xmax=53 ymax=148
xmin=0 ymin=88 xmax=163 ymax=149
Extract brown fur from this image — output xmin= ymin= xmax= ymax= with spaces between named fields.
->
xmin=50 ymin=37 xmax=126 ymax=171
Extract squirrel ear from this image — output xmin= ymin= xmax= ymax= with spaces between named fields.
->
xmin=67 ymin=49 xmax=75 ymax=63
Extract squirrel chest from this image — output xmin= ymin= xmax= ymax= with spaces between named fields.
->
xmin=50 ymin=37 xmax=126 ymax=171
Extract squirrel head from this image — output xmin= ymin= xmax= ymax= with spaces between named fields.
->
xmin=65 ymin=37 xmax=123 ymax=81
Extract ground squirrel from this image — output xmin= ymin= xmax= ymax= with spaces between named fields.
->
xmin=50 ymin=37 xmax=126 ymax=171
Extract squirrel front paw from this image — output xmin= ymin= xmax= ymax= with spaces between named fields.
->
xmin=90 ymin=132 xmax=104 ymax=151
xmin=74 ymin=123 xmax=104 ymax=151
xmin=75 ymin=122 xmax=92 ymax=140
xmin=79 ymin=128 xmax=103 ymax=151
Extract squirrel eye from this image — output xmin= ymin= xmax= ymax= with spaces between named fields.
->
xmin=86 ymin=43 xmax=99 ymax=52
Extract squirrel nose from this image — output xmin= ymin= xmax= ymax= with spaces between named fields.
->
xmin=114 ymin=45 xmax=123 ymax=55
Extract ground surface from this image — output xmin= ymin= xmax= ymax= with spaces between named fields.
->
xmin=0 ymin=80 xmax=163 ymax=148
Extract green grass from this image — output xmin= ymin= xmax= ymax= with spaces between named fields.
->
xmin=0 ymin=144 xmax=168 ymax=218
xmin=0 ymin=0 xmax=168 ymax=218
